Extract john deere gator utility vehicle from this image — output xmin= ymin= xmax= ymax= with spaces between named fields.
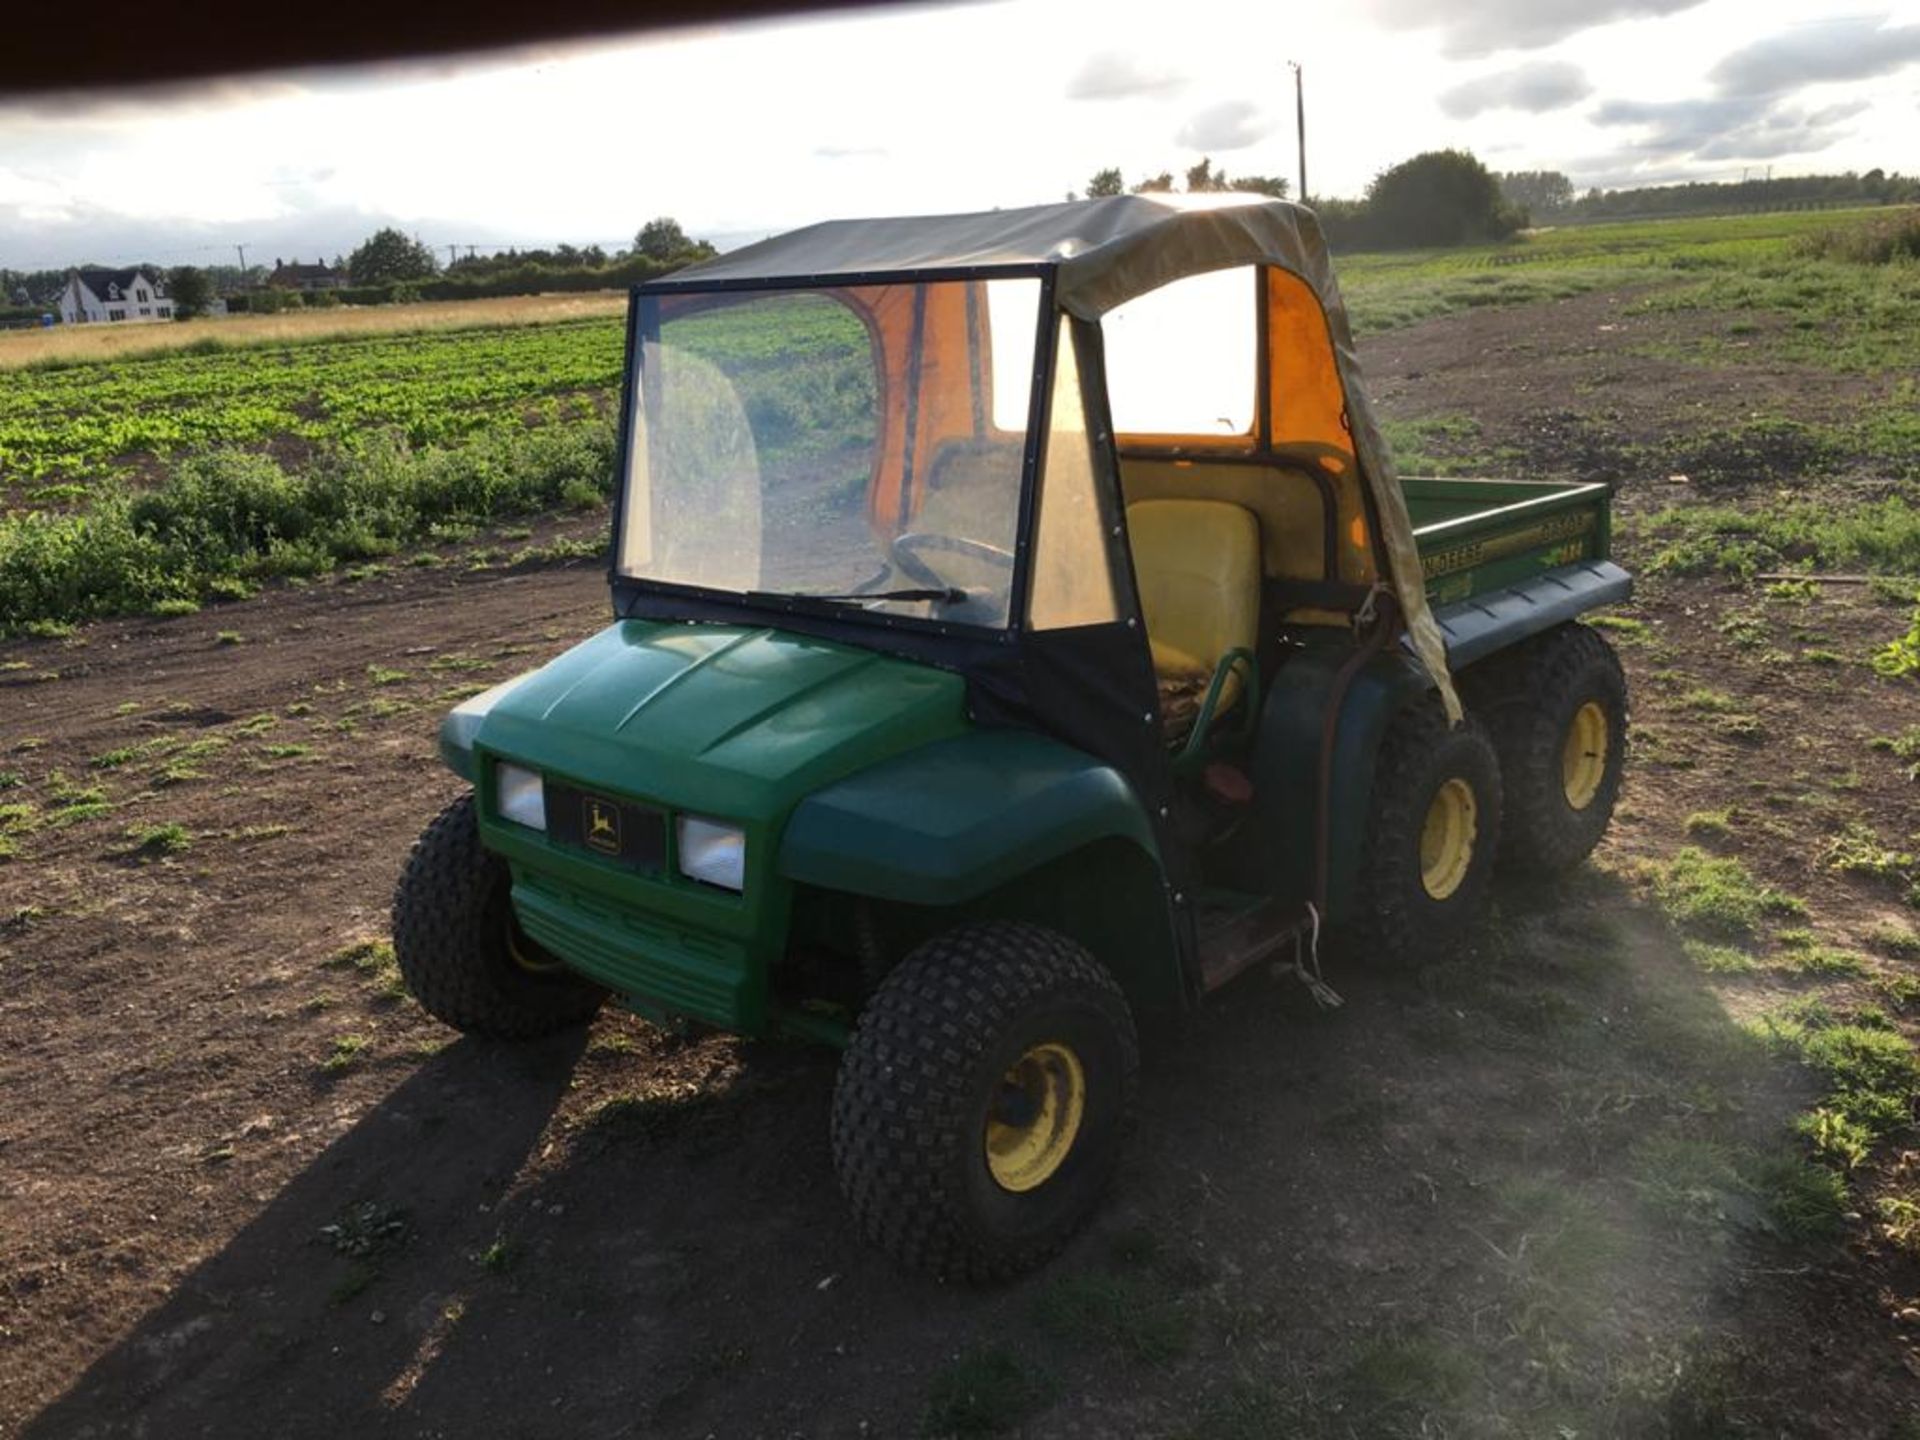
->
xmin=394 ymin=194 xmax=1631 ymax=1280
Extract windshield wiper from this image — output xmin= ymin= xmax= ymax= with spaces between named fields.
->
xmin=748 ymin=586 xmax=967 ymax=607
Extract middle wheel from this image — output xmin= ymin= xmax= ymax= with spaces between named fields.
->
xmin=830 ymin=921 xmax=1139 ymax=1282
xmin=1350 ymin=698 xmax=1504 ymax=967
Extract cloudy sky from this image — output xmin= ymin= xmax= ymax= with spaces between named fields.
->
xmin=1 ymin=0 xmax=1916 ymax=269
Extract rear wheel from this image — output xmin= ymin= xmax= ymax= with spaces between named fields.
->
xmin=831 ymin=922 xmax=1138 ymax=1282
xmin=1350 ymin=700 xmax=1503 ymax=967
xmin=391 ymin=792 xmax=605 ymax=1038
xmin=1481 ymin=624 xmax=1628 ymax=875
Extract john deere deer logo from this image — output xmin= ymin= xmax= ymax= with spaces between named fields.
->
xmin=583 ymin=797 xmax=621 ymax=854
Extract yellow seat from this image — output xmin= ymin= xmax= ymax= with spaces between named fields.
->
xmin=1126 ymin=499 xmax=1261 ymax=742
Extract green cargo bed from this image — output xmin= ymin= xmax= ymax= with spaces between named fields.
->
xmin=1402 ymin=476 xmax=1613 ymax=606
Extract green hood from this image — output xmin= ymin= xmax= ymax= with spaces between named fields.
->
xmin=465 ymin=620 xmax=968 ymax=823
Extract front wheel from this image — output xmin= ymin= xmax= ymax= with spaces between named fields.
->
xmin=831 ymin=922 xmax=1138 ymax=1282
xmin=1349 ymin=700 xmax=1504 ymax=967
xmin=391 ymin=792 xmax=605 ymax=1038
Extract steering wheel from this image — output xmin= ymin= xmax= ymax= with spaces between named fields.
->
xmin=889 ymin=531 xmax=1015 ymax=591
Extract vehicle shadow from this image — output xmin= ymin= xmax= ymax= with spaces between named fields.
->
xmin=20 ymin=1029 xmax=590 ymax=1440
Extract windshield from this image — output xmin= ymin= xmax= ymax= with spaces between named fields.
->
xmin=616 ymin=279 xmax=1042 ymax=628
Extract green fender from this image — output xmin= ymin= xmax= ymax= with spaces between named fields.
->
xmin=778 ymin=727 xmax=1160 ymax=907
xmin=1254 ymin=643 xmax=1438 ymax=925
xmin=778 ymin=727 xmax=1188 ymax=1023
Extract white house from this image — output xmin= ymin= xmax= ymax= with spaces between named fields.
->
xmin=59 ymin=268 xmax=173 ymax=325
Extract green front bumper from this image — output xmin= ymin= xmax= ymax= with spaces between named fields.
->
xmin=511 ymin=869 xmax=756 ymax=1030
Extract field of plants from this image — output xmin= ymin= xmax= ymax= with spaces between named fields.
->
xmin=0 ymin=319 xmax=624 ymax=494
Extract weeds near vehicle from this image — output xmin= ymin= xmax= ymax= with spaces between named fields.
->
xmin=1866 ymin=922 xmax=1920 ymax=958
xmin=1655 ymin=848 xmax=1805 ymax=939
xmin=1034 ymin=1269 xmax=1193 ymax=1364
xmin=1684 ymin=809 xmax=1734 ymax=839
xmin=1681 ymin=938 xmax=1758 ymax=974
xmin=323 ymin=1033 xmax=371 ymax=1072
xmin=326 ymin=938 xmax=407 ymax=1001
xmin=1873 ymin=605 xmax=1920 ymax=679
xmin=1775 ymin=943 xmax=1869 ymax=978
xmin=1825 ymin=821 xmax=1916 ymax=880
xmin=1746 ymin=1151 xmax=1849 ymax=1242
xmin=1879 ymin=1193 xmax=1920 ymax=1255
xmin=1642 ymin=496 xmax=1920 ymax=580
xmin=319 ymin=1199 xmax=410 ymax=1259
xmin=921 ymin=1346 xmax=1055 ymax=1439
xmin=1750 ymin=999 xmax=1920 ymax=1154
xmin=214 ymin=631 xmax=243 ymax=646
xmin=478 ymin=1238 xmax=517 ymax=1274
xmin=261 ymin=743 xmax=313 ymax=760
xmin=122 ymin=822 xmax=191 ymax=859
xmin=367 ymin=665 xmax=410 ymax=686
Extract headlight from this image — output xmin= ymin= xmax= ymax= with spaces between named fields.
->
xmin=495 ymin=762 xmax=547 ymax=831
xmin=677 ymin=815 xmax=745 ymax=891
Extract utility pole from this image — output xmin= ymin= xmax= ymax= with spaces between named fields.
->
xmin=1288 ymin=61 xmax=1307 ymax=204
xmin=235 ymin=243 xmax=247 ymax=276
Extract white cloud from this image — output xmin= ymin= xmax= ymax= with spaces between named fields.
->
xmin=1438 ymin=60 xmax=1593 ymax=118
xmin=1362 ymin=0 xmax=1708 ymax=58
xmin=1175 ymin=99 xmax=1274 ymax=152
xmin=1711 ymin=14 xmax=1920 ymax=95
xmin=1066 ymin=50 xmax=1188 ymax=101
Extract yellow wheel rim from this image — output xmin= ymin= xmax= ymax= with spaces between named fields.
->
xmin=984 ymin=1041 xmax=1086 ymax=1193
xmin=506 ymin=921 xmax=564 ymax=975
xmin=1419 ymin=778 xmax=1478 ymax=901
xmin=1562 ymin=700 xmax=1609 ymax=811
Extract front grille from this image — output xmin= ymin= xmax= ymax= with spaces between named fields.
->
xmin=511 ymin=873 xmax=750 ymax=1028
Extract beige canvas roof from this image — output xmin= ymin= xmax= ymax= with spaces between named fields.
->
xmin=662 ymin=194 xmax=1457 ymax=717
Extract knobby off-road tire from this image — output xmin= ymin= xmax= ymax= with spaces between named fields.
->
xmin=1350 ymin=699 xmax=1504 ymax=968
xmin=831 ymin=922 xmax=1139 ymax=1283
xmin=391 ymin=792 xmax=605 ymax=1039
xmin=1479 ymin=623 xmax=1629 ymax=876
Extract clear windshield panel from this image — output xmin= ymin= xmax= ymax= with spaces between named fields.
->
xmin=617 ymin=280 xmax=1042 ymax=628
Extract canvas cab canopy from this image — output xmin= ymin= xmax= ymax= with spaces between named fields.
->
xmin=620 ymin=193 xmax=1455 ymax=713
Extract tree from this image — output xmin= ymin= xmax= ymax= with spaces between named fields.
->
xmin=1131 ymin=171 xmax=1175 ymax=193
xmin=1086 ymin=167 xmax=1124 ymax=198
xmin=1229 ymin=174 xmax=1290 ymax=199
xmin=1498 ymin=170 xmax=1573 ymax=216
xmin=1185 ymin=157 xmax=1221 ymax=193
xmin=1365 ymin=149 xmax=1525 ymax=249
xmin=167 ymin=266 xmax=212 ymax=319
xmin=347 ymin=228 xmax=438 ymax=286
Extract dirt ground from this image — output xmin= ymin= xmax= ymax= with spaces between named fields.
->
xmin=4 ymin=294 xmax=1920 ymax=1438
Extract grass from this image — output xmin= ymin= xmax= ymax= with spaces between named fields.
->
xmin=921 ymin=1347 xmax=1054 ymax=1438
xmin=1750 ymin=999 xmax=1920 ymax=1155
xmin=1683 ymin=808 xmax=1734 ymax=839
xmin=323 ymin=1033 xmax=371 ymax=1072
xmin=121 ymin=822 xmax=191 ymax=859
xmin=1682 ymin=938 xmax=1758 ymax=974
xmin=1641 ymin=495 xmax=1920 ymax=580
xmin=1032 ymin=1269 xmax=1192 ymax=1364
xmin=326 ymin=938 xmax=407 ymax=1001
xmin=1825 ymin=821 xmax=1916 ymax=880
xmin=0 ymin=420 xmax=617 ymax=633
xmin=1654 ymin=847 xmax=1805 ymax=939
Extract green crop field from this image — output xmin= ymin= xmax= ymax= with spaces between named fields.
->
xmin=2 ymin=204 xmax=1915 ymax=635
xmin=0 ymin=319 xmax=625 ymax=496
